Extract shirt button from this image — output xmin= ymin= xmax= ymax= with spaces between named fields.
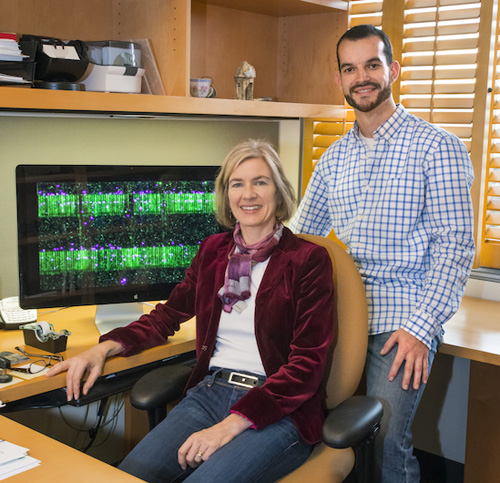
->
xmin=201 ymin=345 xmax=208 ymax=351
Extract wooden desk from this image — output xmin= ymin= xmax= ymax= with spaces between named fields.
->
xmin=0 ymin=304 xmax=196 ymax=405
xmin=1 ymin=415 xmax=143 ymax=482
xmin=0 ymin=304 xmax=196 ymax=450
xmin=439 ymin=296 xmax=500 ymax=483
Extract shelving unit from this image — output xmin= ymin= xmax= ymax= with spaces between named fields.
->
xmin=0 ymin=0 xmax=348 ymax=118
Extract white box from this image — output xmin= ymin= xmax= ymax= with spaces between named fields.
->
xmin=80 ymin=64 xmax=145 ymax=93
xmin=79 ymin=40 xmax=144 ymax=93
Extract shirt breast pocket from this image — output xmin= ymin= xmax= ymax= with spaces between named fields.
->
xmin=372 ymin=169 xmax=425 ymax=237
xmin=377 ymin=142 xmax=410 ymax=181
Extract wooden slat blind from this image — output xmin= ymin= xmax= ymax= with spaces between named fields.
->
xmin=399 ymin=1 xmax=481 ymax=151
xmin=301 ymin=116 xmax=350 ymax=245
xmin=302 ymin=117 xmax=352 ymax=198
xmin=312 ymin=118 xmax=354 ymax=161
xmin=301 ymin=0 xmax=500 ymax=269
xmin=399 ymin=0 xmax=500 ymax=269
xmin=481 ymin=6 xmax=500 ymax=268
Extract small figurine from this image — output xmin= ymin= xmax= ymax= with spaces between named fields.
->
xmin=234 ymin=61 xmax=256 ymax=100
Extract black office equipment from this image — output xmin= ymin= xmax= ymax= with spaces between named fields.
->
xmin=19 ymin=35 xmax=89 ymax=88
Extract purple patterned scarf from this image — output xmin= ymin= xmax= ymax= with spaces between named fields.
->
xmin=219 ymin=222 xmax=283 ymax=313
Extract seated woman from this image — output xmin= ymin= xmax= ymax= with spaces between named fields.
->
xmin=47 ymin=139 xmax=336 ymax=483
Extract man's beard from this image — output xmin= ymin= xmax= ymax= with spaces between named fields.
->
xmin=344 ymin=82 xmax=392 ymax=113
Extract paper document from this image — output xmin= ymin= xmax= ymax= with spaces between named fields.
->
xmin=0 ymin=74 xmax=30 ymax=84
xmin=0 ymin=440 xmax=40 ymax=480
xmin=0 ymin=455 xmax=40 ymax=480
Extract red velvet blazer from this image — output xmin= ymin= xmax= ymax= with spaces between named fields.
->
xmin=100 ymin=227 xmax=336 ymax=444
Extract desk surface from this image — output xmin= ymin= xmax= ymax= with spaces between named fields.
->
xmin=0 ymin=415 xmax=143 ymax=482
xmin=440 ymin=296 xmax=500 ymax=366
xmin=0 ymin=304 xmax=196 ymax=404
xmin=3 ymin=296 xmax=498 ymax=403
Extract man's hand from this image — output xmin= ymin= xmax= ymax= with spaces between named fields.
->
xmin=380 ymin=329 xmax=429 ymax=391
xmin=177 ymin=414 xmax=251 ymax=470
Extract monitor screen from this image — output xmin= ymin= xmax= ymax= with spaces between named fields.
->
xmin=16 ymin=164 xmax=222 ymax=324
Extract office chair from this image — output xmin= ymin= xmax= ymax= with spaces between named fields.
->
xmin=130 ymin=234 xmax=383 ymax=482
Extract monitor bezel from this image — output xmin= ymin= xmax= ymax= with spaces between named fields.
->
xmin=16 ymin=164 xmax=222 ymax=310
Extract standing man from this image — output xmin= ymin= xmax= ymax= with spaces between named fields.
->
xmin=289 ymin=24 xmax=474 ymax=482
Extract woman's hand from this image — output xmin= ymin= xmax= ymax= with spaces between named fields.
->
xmin=46 ymin=340 xmax=124 ymax=401
xmin=178 ymin=413 xmax=252 ymax=470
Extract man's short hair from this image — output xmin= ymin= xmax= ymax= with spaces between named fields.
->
xmin=336 ymin=24 xmax=393 ymax=70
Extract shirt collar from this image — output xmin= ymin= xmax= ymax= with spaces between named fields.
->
xmin=352 ymin=103 xmax=408 ymax=142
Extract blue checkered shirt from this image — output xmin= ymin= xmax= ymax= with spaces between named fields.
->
xmin=290 ymin=105 xmax=475 ymax=347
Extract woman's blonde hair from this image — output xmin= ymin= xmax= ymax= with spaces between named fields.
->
xmin=215 ymin=140 xmax=297 ymax=229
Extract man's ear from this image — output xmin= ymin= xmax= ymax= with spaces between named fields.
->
xmin=334 ymin=72 xmax=342 ymax=91
xmin=389 ymin=60 xmax=401 ymax=84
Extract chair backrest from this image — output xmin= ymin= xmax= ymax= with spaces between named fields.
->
xmin=297 ymin=234 xmax=368 ymax=410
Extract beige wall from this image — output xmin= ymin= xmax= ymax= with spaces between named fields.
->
xmin=0 ymin=115 xmax=295 ymax=300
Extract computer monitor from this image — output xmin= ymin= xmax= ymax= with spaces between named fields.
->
xmin=16 ymin=164 xmax=222 ymax=333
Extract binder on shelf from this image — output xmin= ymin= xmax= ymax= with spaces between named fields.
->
xmin=0 ymin=32 xmax=17 ymax=41
xmin=0 ymin=35 xmax=36 ymax=85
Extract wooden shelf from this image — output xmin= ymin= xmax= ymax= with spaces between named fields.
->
xmin=193 ymin=0 xmax=348 ymax=16
xmin=190 ymin=2 xmax=347 ymax=104
xmin=0 ymin=0 xmax=348 ymax=118
xmin=0 ymin=86 xmax=345 ymax=119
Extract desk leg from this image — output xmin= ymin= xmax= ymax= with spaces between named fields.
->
xmin=464 ymin=361 xmax=500 ymax=483
xmin=124 ymin=392 xmax=150 ymax=454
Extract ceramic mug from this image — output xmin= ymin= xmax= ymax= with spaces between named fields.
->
xmin=190 ymin=78 xmax=216 ymax=98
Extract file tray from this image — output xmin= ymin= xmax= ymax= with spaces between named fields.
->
xmin=0 ymin=38 xmax=36 ymax=85
xmin=0 ymin=60 xmax=35 ymax=84
xmin=21 ymin=322 xmax=70 ymax=353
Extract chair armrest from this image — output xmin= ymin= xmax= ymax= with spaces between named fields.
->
xmin=322 ymin=395 xmax=383 ymax=449
xmin=130 ymin=364 xmax=193 ymax=411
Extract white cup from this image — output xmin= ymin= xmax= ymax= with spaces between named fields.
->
xmin=190 ymin=78 xmax=215 ymax=98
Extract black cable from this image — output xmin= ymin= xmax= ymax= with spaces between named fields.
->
xmin=92 ymin=395 xmax=125 ymax=449
xmin=82 ymin=397 xmax=108 ymax=453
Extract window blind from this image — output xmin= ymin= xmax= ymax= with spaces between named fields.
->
xmin=399 ymin=1 xmax=481 ymax=153
xmin=302 ymin=116 xmax=351 ymax=245
xmin=481 ymin=5 xmax=500 ymax=268
xmin=302 ymin=0 xmax=499 ymax=268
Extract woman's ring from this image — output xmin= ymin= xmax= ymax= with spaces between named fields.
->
xmin=196 ymin=451 xmax=204 ymax=457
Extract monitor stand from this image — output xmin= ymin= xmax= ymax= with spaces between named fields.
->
xmin=95 ymin=302 xmax=145 ymax=335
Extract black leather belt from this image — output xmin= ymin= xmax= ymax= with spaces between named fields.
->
xmin=209 ymin=369 xmax=266 ymax=389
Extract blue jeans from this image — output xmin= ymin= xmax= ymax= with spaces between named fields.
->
xmin=119 ymin=374 xmax=313 ymax=482
xmin=366 ymin=332 xmax=441 ymax=483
